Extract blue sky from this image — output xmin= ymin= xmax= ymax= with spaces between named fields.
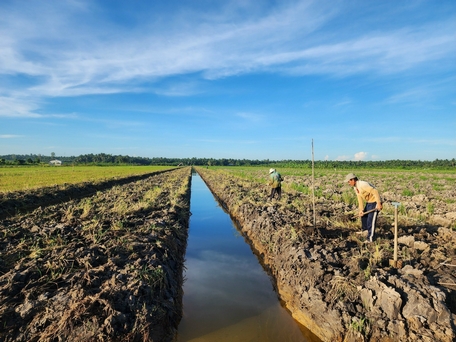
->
xmin=1 ymin=0 xmax=455 ymax=161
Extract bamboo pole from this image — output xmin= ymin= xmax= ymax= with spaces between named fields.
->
xmin=312 ymin=139 xmax=316 ymax=228
xmin=392 ymin=202 xmax=400 ymax=263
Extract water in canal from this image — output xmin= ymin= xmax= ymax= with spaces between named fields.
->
xmin=177 ymin=174 xmax=313 ymax=342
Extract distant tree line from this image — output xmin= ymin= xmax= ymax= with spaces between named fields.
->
xmin=0 ymin=153 xmax=455 ymax=169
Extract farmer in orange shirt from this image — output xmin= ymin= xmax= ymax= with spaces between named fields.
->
xmin=345 ymin=173 xmax=383 ymax=242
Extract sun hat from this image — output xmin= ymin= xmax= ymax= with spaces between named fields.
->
xmin=344 ymin=173 xmax=357 ymax=182
xmin=269 ymin=168 xmax=275 ymax=174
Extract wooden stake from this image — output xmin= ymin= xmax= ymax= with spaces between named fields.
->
xmin=392 ymin=202 xmax=400 ymax=263
xmin=311 ymin=139 xmax=316 ymax=228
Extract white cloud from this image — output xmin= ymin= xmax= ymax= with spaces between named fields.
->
xmin=335 ymin=155 xmax=350 ymax=161
xmin=354 ymin=151 xmax=368 ymax=161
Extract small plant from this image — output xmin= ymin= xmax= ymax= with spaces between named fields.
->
xmin=143 ymin=186 xmax=162 ymax=202
xmin=426 ymin=202 xmax=435 ymax=215
xmin=342 ymin=191 xmax=356 ymax=206
xmin=111 ymin=220 xmax=125 ymax=230
xmin=350 ymin=316 xmax=369 ymax=336
xmin=29 ymin=241 xmax=43 ymax=259
xmin=372 ymin=243 xmax=383 ymax=265
xmin=363 ymin=264 xmax=371 ymax=280
xmin=401 ymin=246 xmax=411 ymax=263
xmin=327 ymin=276 xmax=359 ymax=302
xmin=45 ymin=235 xmax=64 ymax=248
xmin=64 ymin=205 xmax=76 ymax=220
xmin=139 ymin=265 xmax=165 ymax=289
xmin=80 ymin=198 xmax=93 ymax=219
xmin=401 ymin=189 xmax=414 ymax=197
xmin=291 ymin=183 xmax=310 ymax=195
xmin=432 ymin=183 xmax=444 ymax=191
xmin=289 ymin=226 xmax=298 ymax=242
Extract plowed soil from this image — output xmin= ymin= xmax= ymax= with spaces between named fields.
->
xmin=1 ymin=166 xmax=455 ymax=342
xmin=195 ymin=167 xmax=455 ymax=342
xmin=0 ymin=167 xmax=191 ymax=342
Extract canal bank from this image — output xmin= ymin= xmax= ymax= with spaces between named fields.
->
xmin=177 ymin=173 xmax=315 ymax=341
xmin=194 ymin=167 xmax=455 ymax=342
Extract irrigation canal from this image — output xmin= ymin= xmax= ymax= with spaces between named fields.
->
xmin=176 ymin=173 xmax=315 ymax=342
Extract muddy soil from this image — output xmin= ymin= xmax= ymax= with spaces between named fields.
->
xmin=195 ymin=167 xmax=455 ymax=342
xmin=0 ymin=167 xmax=191 ymax=342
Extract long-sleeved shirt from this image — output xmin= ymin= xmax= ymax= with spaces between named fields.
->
xmin=268 ymin=172 xmax=282 ymax=188
xmin=354 ymin=180 xmax=381 ymax=211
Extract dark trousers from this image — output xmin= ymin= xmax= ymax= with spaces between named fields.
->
xmin=269 ymin=187 xmax=281 ymax=199
xmin=362 ymin=202 xmax=378 ymax=242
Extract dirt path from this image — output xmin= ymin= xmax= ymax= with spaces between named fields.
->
xmin=0 ymin=167 xmax=191 ymax=342
xmin=196 ymin=167 xmax=455 ymax=342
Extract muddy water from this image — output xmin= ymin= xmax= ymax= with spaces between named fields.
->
xmin=177 ymin=174 xmax=314 ymax=342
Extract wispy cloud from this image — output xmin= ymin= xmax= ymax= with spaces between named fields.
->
xmin=1 ymin=0 xmax=454 ymax=101
xmin=0 ymin=134 xmax=23 ymax=138
xmin=0 ymin=96 xmax=43 ymax=118
xmin=0 ymin=96 xmax=79 ymax=118
xmin=152 ymin=82 xmax=204 ymax=97
xmin=334 ymin=98 xmax=353 ymax=107
xmin=235 ymin=112 xmax=263 ymax=123
xmin=193 ymin=138 xmax=259 ymax=145
xmin=385 ymin=75 xmax=456 ymax=105
xmin=368 ymin=136 xmax=456 ymax=146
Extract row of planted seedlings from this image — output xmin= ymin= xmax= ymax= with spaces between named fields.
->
xmin=194 ymin=166 xmax=455 ymax=342
xmin=0 ymin=167 xmax=192 ymax=342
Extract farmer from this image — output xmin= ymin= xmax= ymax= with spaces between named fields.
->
xmin=268 ymin=168 xmax=283 ymax=200
xmin=345 ymin=173 xmax=383 ymax=242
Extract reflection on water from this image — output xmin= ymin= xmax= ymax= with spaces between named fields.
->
xmin=177 ymin=174 xmax=311 ymax=342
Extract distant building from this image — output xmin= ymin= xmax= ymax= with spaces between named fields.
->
xmin=50 ymin=159 xmax=62 ymax=166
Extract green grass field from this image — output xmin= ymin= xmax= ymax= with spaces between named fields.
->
xmin=0 ymin=165 xmax=175 ymax=193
